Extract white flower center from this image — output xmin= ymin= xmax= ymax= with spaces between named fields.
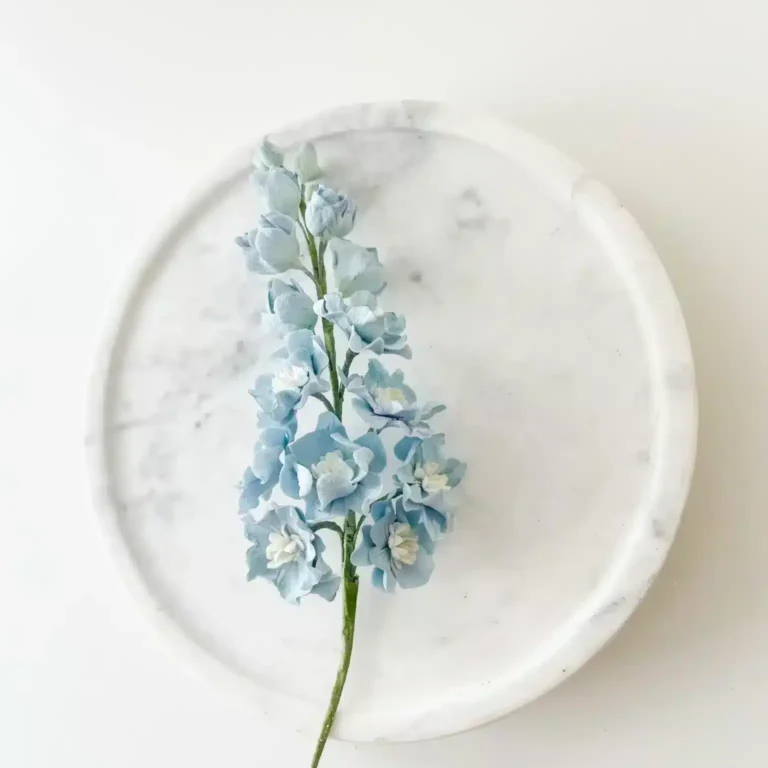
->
xmin=413 ymin=462 xmax=449 ymax=494
xmin=272 ymin=363 xmax=309 ymax=393
xmin=265 ymin=525 xmax=305 ymax=569
xmin=373 ymin=387 xmax=408 ymax=415
xmin=388 ymin=522 xmax=419 ymax=569
xmin=311 ymin=451 xmax=354 ymax=483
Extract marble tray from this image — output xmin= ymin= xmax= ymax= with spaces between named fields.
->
xmin=88 ymin=101 xmax=697 ymax=742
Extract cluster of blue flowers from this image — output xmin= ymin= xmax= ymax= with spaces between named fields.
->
xmin=236 ymin=139 xmax=465 ymax=604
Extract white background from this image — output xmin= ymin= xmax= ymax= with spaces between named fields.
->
xmin=1 ymin=1 xmax=766 ymax=766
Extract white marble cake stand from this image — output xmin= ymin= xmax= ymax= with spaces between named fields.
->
xmin=87 ymin=101 xmax=697 ymax=742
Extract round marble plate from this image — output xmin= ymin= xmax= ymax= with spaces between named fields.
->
xmin=88 ymin=101 xmax=697 ymax=742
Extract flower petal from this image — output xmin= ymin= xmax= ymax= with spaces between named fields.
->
xmin=396 ymin=547 xmax=434 ymax=589
xmin=246 ymin=543 xmax=270 ymax=581
xmin=316 ymin=473 xmax=356 ymax=509
xmin=372 ymin=567 xmax=395 ymax=593
xmin=420 ymin=401 xmax=447 ymax=421
xmin=355 ymin=431 xmax=387 ymax=472
xmin=310 ymin=564 xmax=341 ymax=601
xmin=351 ymin=526 xmax=374 ymax=567
xmin=239 ymin=468 xmax=266 ymax=512
xmin=288 ymin=425 xmax=342 ymax=468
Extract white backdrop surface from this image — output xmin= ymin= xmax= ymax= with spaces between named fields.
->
xmin=1 ymin=1 xmax=766 ymax=766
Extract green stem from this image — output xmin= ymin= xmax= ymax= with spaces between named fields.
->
xmin=300 ymin=194 xmax=361 ymax=767
xmin=337 ymin=349 xmax=357 ymax=406
xmin=353 ymin=513 xmax=366 ymax=541
xmin=341 ymin=349 xmax=357 ymax=379
xmin=323 ymin=318 xmax=342 ymax=417
xmin=317 ymin=239 xmax=328 ymax=288
xmin=307 ymin=232 xmax=342 ymax=419
xmin=310 ymin=520 xmax=344 ymax=541
xmin=311 ymin=512 xmax=359 ymax=768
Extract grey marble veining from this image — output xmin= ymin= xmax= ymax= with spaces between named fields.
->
xmin=88 ymin=102 xmax=697 ymax=742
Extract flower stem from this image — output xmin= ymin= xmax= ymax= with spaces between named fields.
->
xmin=301 ymin=193 xmax=361 ymax=766
xmin=311 ymin=512 xmax=359 ymax=768
xmin=338 ymin=349 xmax=357 ymax=403
xmin=301 ymin=204 xmax=342 ymax=420
xmin=323 ymin=319 xmax=343 ymax=417
xmin=310 ymin=520 xmax=344 ymax=541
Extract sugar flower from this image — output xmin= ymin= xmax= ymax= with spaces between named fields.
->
xmin=253 ymin=166 xmax=301 ymax=219
xmin=315 ymin=291 xmax=410 ymax=357
xmin=253 ymin=138 xmax=284 ymax=170
xmin=265 ymin=278 xmax=317 ymax=334
xmin=250 ymin=330 xmax=330 ymax=423
xmin=236 ymin=211 xmax=301 ymax=274
xmin=351 ymin=497 xmax=434 ymax=592
xmin=345 ymin=359 xmax=444 ymax=434
xmin=294 ymin=142 xmax=322 ymax=183
xmin=244 ymin=505 xmax=340 ymax=604
xmin=305 ymin=185 xmax=357 ymax=238
xmin=328 ymin=238 xmax=386 ymax=297
xmin=239 ymin=419 xmax=297 ymax=510
xmin=280 ymin=412 xmax=386 ymax=520
xmin=394 ymin=434 xmax=466 ymax=539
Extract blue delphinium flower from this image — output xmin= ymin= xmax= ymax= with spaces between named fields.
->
xmin=239 ymin=419 xmax=297 ymax=511
xmin=351 ymin=497 xmax=434 ymax=592
xmin=253 ymin=166 xmax=301 ymax=219
xmin=305 ymin=185 xmax=357 ymax=238
xmin=315 ymin=291 xmax=411 ymax=358
xmin=244 ymin=505 xmax=340 ymax=604
xmin=393 ymin=434 xmax=466 ymax=539
xmin=236 ymin=212 xmax=301 ymax=274
xmin=250 ymin=330 xmax=330 ymax=423
xmin=265 ymin=278 xmax=317 ymax=334
xmin=328 ymin=239 xmax=386 ymax=297
xmin=233 ymin=139 xmax=472 ymax=767
xmin=253 ymin=138 xmax=284 ymax=170
xmin=345 ymin=359 xmax=445 ymax=435
xmin=280 ymin=412 xmax=386 ymax=520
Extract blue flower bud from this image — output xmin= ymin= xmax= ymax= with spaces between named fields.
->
xmin=295 ymin=142 xmax=321 ymax=183
xmin=266 ymin=279 xmax=317 ymax=333
xmin=329 ymin=238 xmax=386 ymax=297
xmin=236 ymin=211 xmax=300 ymax=274
xmin=253 ymin=138 xmax=283 ymax=170
xmin=305 ymin=185 xmax=357 ymax=238
xmin=253 ymin=167 xmax=301 ymax=219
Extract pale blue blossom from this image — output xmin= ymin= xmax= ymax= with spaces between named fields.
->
xmin=253 ymin=139 xmax=283 ymax=170
xmin=249 ymin=377 xmax=300 ymax=425
xmin=235 ymin=142 xmax=467 ymax=611
xmin=305 ymin=185 xmax=357 ymax=238
xmin=328 ymin=238 xmax=386 ymax=297
xmin=345 ymin=359 xmax=445 ymax=435
xmin=294 ymin=142 xmax=321 ymax=183
xmin=236 ymin=212 xmax=301 ymax=274
xmin=244 ymin=505 xmax=340 ymax=604
xmin=266 ymin=278 xmax=316 ymax=334
xmin=394 ymin=434 xmax=466 ymax=539
xmin=315 ymin=291 xmax=410 ymax=358
xmin=280 ymin=412 xmax=386 ymax=520
xmin=253 ymin=167 xmax=301 ymax=219
xmin=239 ymin=420 xmax=297 ymax=510
xmin=351 ymin=497 xmax=434 ymax=592
xmin=250 ymin=330 xmax=329 ymax=423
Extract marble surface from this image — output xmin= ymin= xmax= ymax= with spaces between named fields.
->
xmin=89 ymin=102 xmax=696 ymax=741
